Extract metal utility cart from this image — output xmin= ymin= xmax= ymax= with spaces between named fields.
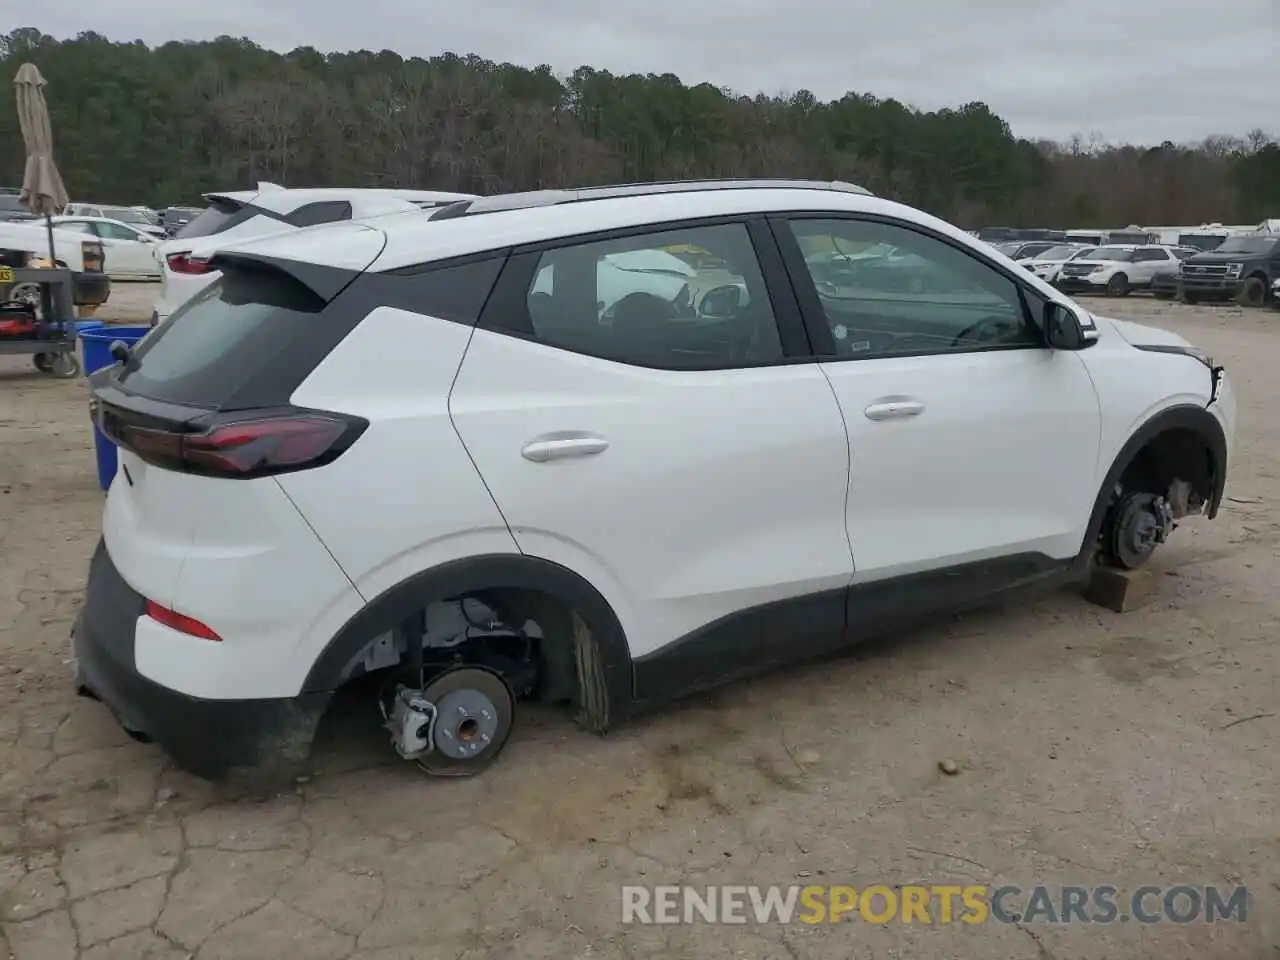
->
xmin=0 ymin=266 xmax=79 ymax=377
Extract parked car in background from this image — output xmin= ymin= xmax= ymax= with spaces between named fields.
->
xmin=993 ymin=240 xmax=1061 ymax=261
xmin=0 ymin=220 xmax=110 ymax=310
xmin=1178 ymin=233 xmax=1280 ymax=307
xmin=1018 ymin=244 xmax=1097 ymax=284
xmin=1057 ymin=245 xmax=1189 ymax=297
xmin=1271 ymin=276 xmax=1280 ymax=308
xmin=63 ymin=203 xmax=167 ymax=239
xmin=151 ymin=184 xmax=475 ymax=324
xmin=51 ymin=215 xmax=162 ymax=280
xmin=0 ymin=194 xmax=37 ymax=222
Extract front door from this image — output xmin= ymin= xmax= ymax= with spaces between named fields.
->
xmin=448 ymin=219 xmax=855 ymax=697
xmin=95 ymin=222 xmax=152 ymax=278
xmin=774 ymin=215 xmax=1103 ymax=585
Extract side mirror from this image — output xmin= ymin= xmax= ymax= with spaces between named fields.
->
xmin=698 ymin=284 xmax=743 ymax=318
xmin=1044 ymin=301 xmax=1088 ymax=350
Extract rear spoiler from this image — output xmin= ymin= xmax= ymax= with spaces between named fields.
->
xmin=206 ymin=251 xmax=359 ymax=303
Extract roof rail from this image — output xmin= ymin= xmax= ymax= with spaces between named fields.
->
xmin=429 ymin=179 xmax=873 ymax=222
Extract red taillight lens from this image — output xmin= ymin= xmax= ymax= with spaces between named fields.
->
xmin=165 ymin=252 xmax=212 ymax=275
xmin=145 ymin=600 xmax=222 ymax=641
xmin=98 ymin=408 xmax=366 ymax=479
xmin=184 ymin=416 xmax=354 ymax=475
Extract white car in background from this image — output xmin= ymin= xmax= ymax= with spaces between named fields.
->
xmin=1056 ymin=244 xmax=1188 ymax=297
xmin=63 ymin=203 xmax=167 ymax=239
xmin=150 ymin=184 xmax=475 ymax=324
xmin=51 ymin=215 xmax=163 ymax=280
xmin=1019 ymin=244 xmax=1097 ymax=284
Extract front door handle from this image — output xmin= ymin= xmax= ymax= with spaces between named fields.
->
xmin=864 ymin=398 xmax=925 ymax=421
xmin=521 ymin=435 xmax=610 ymax=463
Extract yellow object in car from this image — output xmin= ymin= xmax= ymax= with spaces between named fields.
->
xmin=0 ymin=266 xmax=13 ymax=284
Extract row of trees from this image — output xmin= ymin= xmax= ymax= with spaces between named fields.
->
xmin=2 ymin=27 xmax=1278 ymax=228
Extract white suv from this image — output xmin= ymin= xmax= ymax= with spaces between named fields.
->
xmin=76 ymin=180 xmax=1236 ymax=781
xmin=1056 ymin=244 xmax=1191 ymax=297
xmin=149 ymin=183 xmax=475 ymax=324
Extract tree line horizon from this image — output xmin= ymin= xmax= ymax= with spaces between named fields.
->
xmin=2 ymin=27 xmax=1277 ymax=229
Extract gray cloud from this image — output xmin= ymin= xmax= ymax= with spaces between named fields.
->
xmin=29 ymin=0 xmax=1280 ymax=144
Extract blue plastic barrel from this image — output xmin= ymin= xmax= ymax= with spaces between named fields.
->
xmin=80 ymin=325 xmax=153 ymax=490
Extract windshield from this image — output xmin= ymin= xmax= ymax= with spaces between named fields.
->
xmin=101 ymin=207 xmax=150 ymax=226
xmin=994 ymin=242 xmax=1021 ymax=255
xmin=173 ymin=200 xmax=247 ymax=240
xmin=1070 ymin=248 xmax=1098 ymax=259
xmin=1177 ymin=233 xmax=1226 ymax=251
xmin=0 ymin=196 xmax=32 ymax=214
xmin=1088 ymin=247 xmax=1135 ymax=262
xmin=1212 ymin=236 xmax=1279 ymax=255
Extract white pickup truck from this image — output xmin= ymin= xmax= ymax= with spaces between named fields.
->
xmin=0 ymin=220 xmax=111 ymax=310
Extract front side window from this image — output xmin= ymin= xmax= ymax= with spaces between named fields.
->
xmin=786 ymin=218 xmax=1039 ymax=359
xmin=514 ymin=222 xmax=784 ymax=369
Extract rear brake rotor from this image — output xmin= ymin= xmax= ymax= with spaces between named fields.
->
xmin=415 ymin=666 xmax=515 ymax=777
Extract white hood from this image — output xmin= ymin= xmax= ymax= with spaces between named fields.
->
xmin=1101 ymin=316 xmax=1194 ymax=350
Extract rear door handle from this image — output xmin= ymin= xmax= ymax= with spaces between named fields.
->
xmin=864 ymin=398 xmax=925 ymax=421
xmin=521 ymin=435 xmax=610 ymax=462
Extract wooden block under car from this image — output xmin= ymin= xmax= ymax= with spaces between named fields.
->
xmin=1081 ymin=565 xmax=1160 ymax=613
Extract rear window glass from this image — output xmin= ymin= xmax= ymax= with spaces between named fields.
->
xmin=173 ymin=199 xmax=252 ymax=240
xmin=118 ymin=268 xmax=326 ymax=408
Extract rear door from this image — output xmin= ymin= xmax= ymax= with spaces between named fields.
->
xmin=448 ymin=217 xmax=855 ymax=699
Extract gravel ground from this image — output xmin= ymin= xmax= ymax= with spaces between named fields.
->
xmin=1 ymin=295 xmax=1277 ymax=959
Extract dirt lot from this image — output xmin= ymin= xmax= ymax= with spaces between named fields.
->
xmin=1 ymin=292 xmax=1278 ymax=959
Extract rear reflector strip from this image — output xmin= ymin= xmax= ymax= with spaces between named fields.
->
xmin=145 ymin=600 xmax=222 ymax=641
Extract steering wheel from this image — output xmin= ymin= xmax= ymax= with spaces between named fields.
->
xmin=950 ymin=314 xmax=1020 ymax=347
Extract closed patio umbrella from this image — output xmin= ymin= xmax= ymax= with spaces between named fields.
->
xmin=14 ymin=62 xmax=68 ymax=266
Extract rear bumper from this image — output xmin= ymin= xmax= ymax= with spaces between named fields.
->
xmin=73 ymin=539 xmax=329 ymax=780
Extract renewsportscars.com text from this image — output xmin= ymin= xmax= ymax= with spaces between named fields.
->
xmin=621 ymin=884 xmax=1248 ymax=925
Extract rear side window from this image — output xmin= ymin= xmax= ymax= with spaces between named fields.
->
xmin=285 ymin=201 xmax=353 ymax=228
xmin=116 ymin=256 xmax=506 ymax=410
xmin=119 ymin=267 xmax=329 ymax=408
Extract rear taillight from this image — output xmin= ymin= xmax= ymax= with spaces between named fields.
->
xmin=145 ymin=600 xmax=222 ymax=641
xmin=98 ymin=409 xmax=367 ymax=479
xmin=165 ymin=252 xmax=212 ymax=275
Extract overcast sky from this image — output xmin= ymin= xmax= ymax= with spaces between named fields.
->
xmin=30 ymin=0 xmax=1280 ymax=145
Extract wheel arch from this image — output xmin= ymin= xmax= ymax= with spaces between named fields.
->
xmin=301 ymin=553 xmax=635 ymax=729
xmin=1073 ymin=403 xmax=1227 ymax=573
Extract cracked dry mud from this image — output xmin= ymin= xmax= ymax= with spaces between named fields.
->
xmin=2 ymin=290 xmax=1279 ymax=958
